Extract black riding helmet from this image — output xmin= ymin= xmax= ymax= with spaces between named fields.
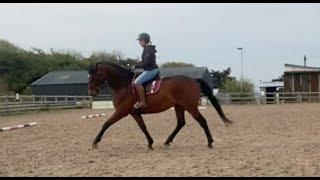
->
xmin=137 ymin=32 xmax=150 ymax=43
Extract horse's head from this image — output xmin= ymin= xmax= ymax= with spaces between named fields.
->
xmin=88 ymin=63 xmax=106 ymax=97
xmin=88 ymin=62 xmax=135 ymax=96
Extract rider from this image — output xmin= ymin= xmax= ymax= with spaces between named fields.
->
xmin=133 ymin=32 xmax=160 ymax=109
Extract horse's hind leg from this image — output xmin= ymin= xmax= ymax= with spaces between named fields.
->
xmin=131 ymin=113 xmax=154 ymax=150
xmin=164 ymin=105 xmax=186 ymax=147
xmin=187 ymin=108 xmax=214 ymax=148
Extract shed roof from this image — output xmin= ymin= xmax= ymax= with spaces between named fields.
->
xmin=31 ymin=71 xmax=88 ymax=85
xmin=259 ymin=81 xmax=284 ymax=88
xmin=285 ymin=64 xmax=320 ymax=73
xmin=32 ymin=67 xmax=214 ymax=86
xmin=159 ymin=67 xmax=209 ymax=79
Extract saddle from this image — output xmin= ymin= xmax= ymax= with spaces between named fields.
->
xmin=131 ymin=72 xmax=162 ymax=95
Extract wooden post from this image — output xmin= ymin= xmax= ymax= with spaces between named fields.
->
xmin=90 ymin=96 xmax=93 ymax=109
xmin=298 ymin=93 xmax=302 ymax=103
xmin=4 ymin=96 xmax=7 ymax=114
xmin=44 ymin=96 xmax=47 ymax=109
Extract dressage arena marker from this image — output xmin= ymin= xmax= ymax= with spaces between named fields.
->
xmin=81 ymin=113 xmax=106 ymax=119
xmin=0 ymin=122 xmax=37 ymax=132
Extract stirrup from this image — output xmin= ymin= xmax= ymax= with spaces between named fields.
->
xmin=134 ymin=102 xmax=147 ymax=109
xmin=134 ymin=102 xmax=140 ymax=109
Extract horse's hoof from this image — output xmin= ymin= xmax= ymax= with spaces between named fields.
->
xmin=224 ymin=119 xmax=233 ymax=127
xmin=208 ymin=143 xmax=213 ymax=149
xmin=89 ymin=144 xmax=98 ymax=151
xmin=164 ymin=143 xmax=170 ymax=148
xmin=148 ymin=145 xmax=153 ymax=150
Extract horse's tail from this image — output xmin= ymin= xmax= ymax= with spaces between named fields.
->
xmin=196 ymin=79 xmax=233 ymax=126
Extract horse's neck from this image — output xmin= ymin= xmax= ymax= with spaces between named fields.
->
xmin=104 ymin=68 xmax=133 ymax=92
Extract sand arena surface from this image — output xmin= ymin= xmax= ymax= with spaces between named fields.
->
xmin=1 ymin=104 xmax=320 ymax=176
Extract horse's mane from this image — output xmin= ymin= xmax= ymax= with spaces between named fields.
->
xmin=92 ymin=62 xmax=134 ymax=81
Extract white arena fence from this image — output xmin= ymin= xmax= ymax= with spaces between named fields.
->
xmin=0 ymin=95 xmax=92 ymax=115
xmin=1 ymin=92 xmax=320 ymax=115
xmin=210 ymin=92 xmax=320 ymax=105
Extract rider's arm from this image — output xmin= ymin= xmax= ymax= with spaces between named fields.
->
xmin=135 ymin=46 xmax=156 ymax=69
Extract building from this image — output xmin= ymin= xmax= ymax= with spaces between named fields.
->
xmin=159 ymin=67 xmax=216 ymax=89
xmin=284 ymin=64 xmax=320 ymax=93
xmin=259 ymin=80 xmax=284 ymax=104
xmin=31 ymin=71 xmax=111 ymax=96
xmin=31 ymin=67 xmax=215 ymax=97
xmin=260 ymin=81 xmax=284 ymax=94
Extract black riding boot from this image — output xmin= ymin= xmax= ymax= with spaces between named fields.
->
xmin=134 ymin=84 xmax=148 ymax=109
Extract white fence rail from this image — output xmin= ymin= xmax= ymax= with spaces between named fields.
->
xmin=209 ymin=92 xmax=320 ymax=105
xmin=0 ymin=95 xmax=92 ymax=115
xmin=2 ymin=92 xmax=319 ymax=115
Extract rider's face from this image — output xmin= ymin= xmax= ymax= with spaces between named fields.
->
xmin=139 ymin=40 xmax=147 ymax=47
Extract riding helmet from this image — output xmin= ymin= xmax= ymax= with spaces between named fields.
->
xmin=137 ymin=32 xmax=150 ymax=43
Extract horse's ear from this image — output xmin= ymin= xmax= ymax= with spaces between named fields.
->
xmin=95 ymin=63 xmax=98 ymax=71
xmin=88 ymin=63 xmax=95 ymax=75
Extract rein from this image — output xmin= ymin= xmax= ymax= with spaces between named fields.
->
xmin=111 ymin=72 xmax=138 ymax=108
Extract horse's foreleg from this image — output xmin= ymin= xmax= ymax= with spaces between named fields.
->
xmin=91 ymin=111 xmax=126 ymax=150
xmin=131 ymin=113 xmax=154 ymax=150
xmin=164 ymin=105 xmax=186 ymax=147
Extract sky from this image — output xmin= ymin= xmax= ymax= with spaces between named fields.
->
xmin=1 ymin=3 xmax=320 ymax=88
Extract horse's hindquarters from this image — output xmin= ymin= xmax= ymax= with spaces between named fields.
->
xmin=140 ymin=76 xmax=201 ymax=113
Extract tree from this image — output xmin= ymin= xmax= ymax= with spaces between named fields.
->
xmin=0 ymin=77 xmax=10 ymax=95
xmin=272 ymin=74 xmax=284 ymax=82
xmin=161 ymin=61 xmax=195 ymax=68
xmin=87 ymin=50 xmax=139 ymax=69
xmin=0 ymin=40 xmax=90 ymax=94
xmin=0 ymin=39 xmax=144 ymax=94
xmin=0 ymin=39 xmax=23 ymax=53
xmin=209 ymin=67 xmax=233 ymax=89
xmin=111 ymin=50 xmax=125 ymax=62
xmin=30 ymin=47 xmax=45 ymax=55
xmin=218 ymin=77 xmax=255 ymax=104
xmin=88 ymin=50 xmax=120 ymax=64
xmin=118 ymin=58 xmax=139 ymax=68
xmin=220 ymin=78 xmax=254 ymax=94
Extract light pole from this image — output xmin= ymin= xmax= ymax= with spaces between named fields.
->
xmin=237 ymin=47 xmax=243 ymax=92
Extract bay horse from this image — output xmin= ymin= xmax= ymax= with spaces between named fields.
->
xmin=88 ymin=62 xmax=233 ymax=150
